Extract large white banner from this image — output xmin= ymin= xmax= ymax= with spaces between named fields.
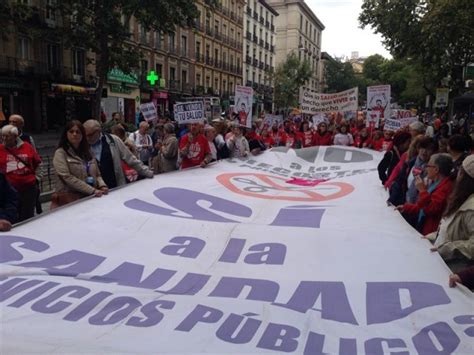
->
xmin=234 ymin=85 xmax=253 ymax=128
xmin=1 ymin=147 xmax=472 ymax=354
xmin=300 ymin=88 xmax=358 ymax=114
xmin=367 ymin=85 xmax=391 ymax=120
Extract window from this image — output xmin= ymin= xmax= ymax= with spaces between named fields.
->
xmin=253 ymin=24 xmax=257 ymax=35
xmin=300 ymin=15 xmax=303 ymax=30
xmin=141 ymin=59 xmax=148 ymax=74
xmin=206 ymin=76 xmax=210 ymax=89
xmin=206 ymin=44 xmax=210 ymax=59
xmin=223 ymin=24 xmax=227 ymax=36
xmin=246 ymin=44 xmax=250 ymax=56
xmin=17 ymin=37 xmax=30 ymax=60
xmin=246 ymin=20 xmax=250 ymax=33
xmin=72 ymin=49 xmax=85 ymax=76
xmin=47 ymin=43 xmax=60 ymax=70
xmin=214 ymin=78 xmax=219 ymax=92
xmin=169 ymin=32 xmax=175 ymax=52
xmin=46 ymin=0 xmax=56 ymax=21
xmin=215 ymin=49 xmax=219 ymax=62
xmin=181 ymin=35 xmax=187 ymax=55
xmin=196 ymin=73 xmax=201 ymax=86
xmin=170 ymin=67 xmax=176 ymax=81
xmin=196 ymin=41 xmax=201 ymax=57
xmin=155 ymin=32 xmax=163 ymax=49
xmin=264 ymin=54 xmax=267 ymax=65
xmin=182 ymin=70 xmax=187 ymax=84
xmin=140 ymin=26 xmax=147 ymax=44
xmin=156 ymin=63 xmax=163 ymax=77
xmin=214 ymin=20 xmax=219 ymax=35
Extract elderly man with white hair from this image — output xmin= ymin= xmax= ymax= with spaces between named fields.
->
xmin=0 ymin=124 xmax=41 ymax=222
xmin=8 ymin=114 xmax=36 ymax=149
xmin=131 ymin=121 xmax=153 ymax=165
xmin=83 ymin=119 xmax=153 ymax=189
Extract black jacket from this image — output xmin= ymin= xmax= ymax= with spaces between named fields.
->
xmin=0 ymin=173 xmax=18 ymax=223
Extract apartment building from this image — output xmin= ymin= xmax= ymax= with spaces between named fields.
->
xmin=0 ymin=1 xmax=97 ymax=132
xmin=266 ymin=0 xmax=324 ymax=92
xmin=243 ymin=0 xmax=278 ymax=113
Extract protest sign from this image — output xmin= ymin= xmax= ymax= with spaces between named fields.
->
xmin=384 ymin=117 xmax=419 ymax=131
xmin=367 ymin=85 xmax=391 ymax=120
xmin=263 ymin=114 xmax=283 ymax=127
xmin=234 ymin=85 xmax=253 ymax=127
xmin=1 ymin=147 xmax=472 ymax=354
xmin=174 ymin=101 xmax=205 ymax=124
xmin=435 ymin=88 xmax=449 ymax=108
xmin=391 ymin=109 xmax=416 ymax=119
xmin=312 ymin=113 xmax=328 ymax=126
xmin=139 ymin=102 xmax=157 ymax=122
xmin=300 ymin=88 xmax=358 ymax=114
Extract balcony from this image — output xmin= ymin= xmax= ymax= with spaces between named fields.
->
xmin=205 ymin=26 xmax=213 ymax=36
xmin=246 ymin=7 xmax=252 ymax=15
xmin=169 ymin=79 xmax=180 ymax=91
xmin=168 ymin=46 xmax=177 ymax=55
xmin=222 ymin=62 xmax=229 ymax=71
xmin=265 ymin=42 xmax=269 ymax=50
xmin=252 ymin=82 xmax=258 ymax=90
xmin=259 ymin=16 xmax=264 ymax=25
xmin=205 ymin=57 xmax=213 ymax=66
xmin=181 ymin=49 xmax=187 ymax=57
xmin=265 ymin=64 xmax=270 ymax=71
xmin=195 ymin=85 xmax=205 ymax=95
xmin=253 ymin=11 xmax=258 ymax=20
xmin=194 ymin=21 xmax=203 ymax=32
xmin=230 ymin=12 xmax=236 ymax=21
xmin=259 ymin=61 xmax=264 ymax=69
xmin=271 ymin=24 xmax=275 ymax=32
xmin=182 ymin=82 xmax=193 ymax=94
xmin=196 ymin=53 xmax=204 ymax=63
xmin=214 ymin=59 xmax=221 ymax=69
xmin=246 ymin=31 xmax=252 ymax=41
xmin=246 ymin=80 xmax=252 ymax=87
xmin=270 ymin=45 xmax=275 ymax=53
xmin=252 ymin=35 xmax=258 ymax=44
xmin=259 ymin=39 xmax=264 ymax=47
xmin=215 ymin=31 xmax=222 ymax=41
xmin=265 ymin=20 xmax=270 ymax=28
xmin=253 ymin=58 xmax=258 ymax=67
xmin=245 ymin=55 xmax=252 ymax=64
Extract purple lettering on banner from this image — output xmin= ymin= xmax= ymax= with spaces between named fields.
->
xmin=126 ymin=300 xmax=175 ymax=328
xmin=412 ymin=322 xmax=460 ymax=355
xmin=8 ymin=282 xmax=60 ymax=308
xmin=0 ymin=277 xmax=44 ymax=302
xmin=216 ymin=313 xmax=262 ymax=344
xmin=270 ymin=206 xmax=326 ymax=229
xmin=219 ymin=238 xmax=246 ymax=263
xmin=453 ymin=315 xmax=474 ymax=337
xmin=364 ymin=338 xmax=409 ymax=355
xmin=124 ymin=188 xmax=252 ymax=223
xmin=160 ymin=273 xmax=210 ymax=295
xmin=366 ymin=282 xmax=450 ymax=325
xmin=91 ymin=262 xmax=176 ymax=290
xmin=175 ymin=304 xmax=224 ymax=332
xmin=63 ymin=291 xmax=113 ymax=321
xmin=88 ymin=296 xmax=142 ymax=325
xmin=339 ymin=338 xmax=357 ymax=355
xmin=19 ymin=250 xmax=106 ymax=277
xmin=244 ymin=243 xmax=286 ymax=265
xmin=303 ymin=331 xmax=329 ymax=355
xmin=0 ymin=236 xmax=49 ymax=263
xmin=161 ymin=236 xmax=205 ymax=259
xmin=274 ymin=281 xmax=358 ymax=325
xmin=209 ymin=277 xmax=279 ymax=302
xmin=256 ymin=323 xmax=300 ymax=352
xmin=31 ymin=286 xmax=90 ymax=314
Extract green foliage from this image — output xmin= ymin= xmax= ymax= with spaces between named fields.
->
xmin=359 ymin=0 xmax=474 ymax=96
xmin=362 ymin=54 xmax=386 ymax=82
xmin=273 ymin=52 xmax=312 ymax=112
xmin=325 ymin=59 xmax=359 ymax=93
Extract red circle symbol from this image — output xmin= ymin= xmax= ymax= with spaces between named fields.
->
xmin=216 ymin=173 xmax=354 ymax=201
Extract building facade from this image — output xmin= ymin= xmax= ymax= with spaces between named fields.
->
xmin=243 ymin=0 xmax=278 ymax=113
xmin=266 ymin=0 xmax=324 ymax=92
xmin=0 ymin=0 xmax=97 ymax=132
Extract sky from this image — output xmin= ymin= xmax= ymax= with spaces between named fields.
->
xmin=306 ymin=0 xmax=392 ymax=59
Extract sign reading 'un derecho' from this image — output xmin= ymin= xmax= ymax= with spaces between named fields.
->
xmin=300 ymin=87 xmax=358 ymax=114
xmin=174 ymin=101 xmax=205 ymax=124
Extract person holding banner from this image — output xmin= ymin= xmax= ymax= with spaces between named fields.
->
xmin=333 ymin=123 xmax=354 ymax=146
xmin=428 ymin=155 xmax=474 ymax=272
xmin=227 ymin=122 xmax=250 ymax=158
xmin=301 ymin=121 xmax=314 ymax=148
xmin=378 ymin=131 xmax=412 ymax=185
xmin=312 ymin=122 xmax=333 ymax=146
xmin=396 ymin=153 xmax=454 ymax=235
xmin=179 ymin=122 xmax=212 ymax=169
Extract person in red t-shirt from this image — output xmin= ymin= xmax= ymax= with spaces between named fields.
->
xmin=0 ymin=124 xmax=41 ymax=222
xmin=179 ymin=122 xmax=212 ymax=169
xmin=301 ymin=121 xmax=314 ymax=147
xmin=261 ymin=129 xmax=275 ymax=148
xmin=312 ymin=122 xmax=333 ymax=146
xmin=353 ymin=127 xmax=373 ymax=149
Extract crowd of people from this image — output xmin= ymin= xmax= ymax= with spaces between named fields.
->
xmin=0 ymin=110 xmax=473 ymax=289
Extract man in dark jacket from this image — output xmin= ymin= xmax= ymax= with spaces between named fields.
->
xmin=0 ymin=172 xmax=18 ymax=231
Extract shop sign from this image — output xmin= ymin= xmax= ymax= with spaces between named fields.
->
xmin=109 ymin=84 xmax=132 ymax=95
xmin=153 ymin=91 xmax=168 ymax=99
xmin=107 ymin=68 xmax=139 ymax=85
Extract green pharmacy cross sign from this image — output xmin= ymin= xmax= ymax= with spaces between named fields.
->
xmin=147 ymin=70 xmax=159 ymax=85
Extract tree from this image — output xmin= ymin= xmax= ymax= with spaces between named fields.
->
xmin=272 ymin=52 xmax=312 ymax=115
xmin=359 ymin=0 xmax=474 ymax=98
xmin=54 ymin=0 xmax=216 ymax=119
xmin=362 ymin=54 xmax=386 ymax=82
xmin=324 ymin=59 xmax=358 ymax=93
